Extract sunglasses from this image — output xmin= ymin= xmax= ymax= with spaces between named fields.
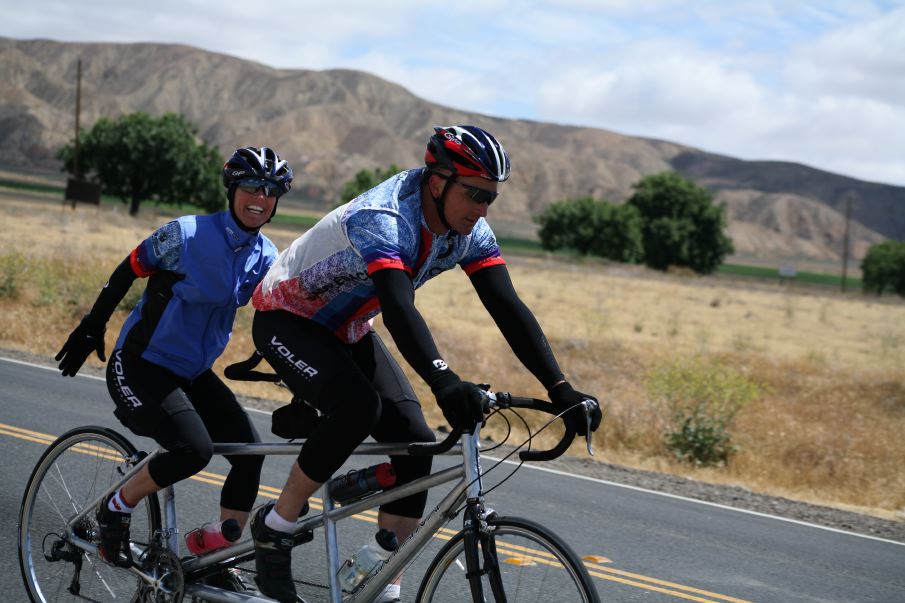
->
xmin=236 ymin=179 xmax=282 ymax=198
xmin=435 ymin=174 xmax=499 ymax=206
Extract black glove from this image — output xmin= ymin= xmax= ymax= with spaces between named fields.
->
xmin=55 ymin=315 xmax=107 ymax=377
xmin=549 ymin=382 xmax=602 ymax=438
xmin=432 ymin=373 xmax=487 ymax=432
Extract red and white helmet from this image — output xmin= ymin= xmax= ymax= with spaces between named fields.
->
xmin=425 ymin=125 xmax=510 ymax=182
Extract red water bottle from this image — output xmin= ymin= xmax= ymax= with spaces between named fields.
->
xmin=185 ymin=518 xmax=242 ymax=556
xmin=328 ymin=463 xmax=396 ymax=503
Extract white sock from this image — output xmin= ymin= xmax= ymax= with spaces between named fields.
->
xmin=264 ymin=508 xmax=296 ymax=533
xmin=375 ymin=583 xmax=401 ymax=602
xmin=107 ymin=489 xmax=136 ymax=513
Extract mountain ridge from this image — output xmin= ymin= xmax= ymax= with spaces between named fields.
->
xmin=1 ymin=36 xmax=900 ymax=262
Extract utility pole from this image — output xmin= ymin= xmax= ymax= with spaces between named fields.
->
xmin=71 ymin=58 xmax=82 ymax=209
xmin=64 ymin=58 xmax=100 ymax=207
xmin=840 ymin=193 xmax=853 ymax=292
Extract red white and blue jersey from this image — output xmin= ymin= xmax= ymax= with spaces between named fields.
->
xmin=252 ymin=168 xmax=505 ymax=343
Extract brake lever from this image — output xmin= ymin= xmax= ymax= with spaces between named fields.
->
xmin=582 ymin=398 xmax=599 ymax=456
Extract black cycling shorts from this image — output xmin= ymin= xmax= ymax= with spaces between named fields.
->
xmin=252 ymin=309 xmax=436 ymax=518
xmin=106 ymin=348 xmax=263 ymax=512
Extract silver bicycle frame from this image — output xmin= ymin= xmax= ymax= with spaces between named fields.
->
xmin=55 ymin=427 xmax=488 ymax=602
xmin=177 ymin=427 xmax=487 ymax=602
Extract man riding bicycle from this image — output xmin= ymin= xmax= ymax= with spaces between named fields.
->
xmin=54 ymin=146 xmax=293 ymax=591
xmin=248 ymin=125 xmax=603 ymax=603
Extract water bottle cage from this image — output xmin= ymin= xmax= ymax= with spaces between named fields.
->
xmin=334 ymin=490 xmax=376 ymax=505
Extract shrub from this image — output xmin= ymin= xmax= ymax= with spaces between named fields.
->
xmin=646 ymin=357 xmax=761 ymax=466
xmin=861 ymin=240 xmax=905 ymax=296
xmin=534 ymin=197 xmax=643 ymax=262
xmin=0 ymin=252 xmax=28 ymax=299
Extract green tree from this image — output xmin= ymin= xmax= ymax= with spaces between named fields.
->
xmin=861 ymin=241 xmax=905 ymax=296
xmin=627 ymin=172 xmax=734 ymax=274
xmin=58 ymin=112 xmax=224 ymax=216
xmin=535 ymin=197 xmax=643 ymax=262
xmin=338 ymin=165 xmax=401 ymax=206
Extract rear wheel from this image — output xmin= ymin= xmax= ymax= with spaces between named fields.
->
xmin=417 ymin=515 xmax=600 ymax=602
xmin=18 ymin=426 xmax=162 ymax=602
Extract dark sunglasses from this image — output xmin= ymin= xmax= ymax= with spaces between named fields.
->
xmin=236 ymin=178 xmax=282 ymax=198
xmin=436 ymin=174 xmax=498 ymax=206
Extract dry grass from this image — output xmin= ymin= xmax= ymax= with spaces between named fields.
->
xmin=2 ymin=193 xmax=904 ymax=519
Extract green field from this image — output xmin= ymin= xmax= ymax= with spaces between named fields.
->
xmin=715 ymin=262 xmax=861 ymax=289
xmin=0 ymin=177 xmax=864 ymax=290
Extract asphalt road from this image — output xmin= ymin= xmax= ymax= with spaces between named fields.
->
xmin=2 ymin=356 xmax=904 ymax=602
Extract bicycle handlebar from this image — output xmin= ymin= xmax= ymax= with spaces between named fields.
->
xmin=409 ymin=391 xmax=593 ymax=462
xmin=490 ymin=393 xmax=580 ymax=462
xmin=408 ymin=427 xmax=464 ymax=456
xmin=225 ymin=352 xmax=594 ymax=461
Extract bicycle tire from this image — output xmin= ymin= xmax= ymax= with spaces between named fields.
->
xmin=416 ymin=515 xmax=600 ymax=603
xmin=18 ymin=425 xmax=162 ymax=603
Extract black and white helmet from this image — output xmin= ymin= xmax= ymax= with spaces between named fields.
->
xmin=222 ymin=146 xmax=293 ymax=197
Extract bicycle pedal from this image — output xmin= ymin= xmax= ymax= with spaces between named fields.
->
xmin=293 ymin=529 xmax=314 ymax=546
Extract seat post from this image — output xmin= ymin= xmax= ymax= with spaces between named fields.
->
xmin=163 ymin=484 xmax=179 ymax=554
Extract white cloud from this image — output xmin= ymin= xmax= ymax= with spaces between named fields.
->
xmin=537 ymin=41 xmax=766 ymax=128
xmin=784 ymin=6 xmax=905 ymax=103
xmin=3 ymin=0 xmax=904 ymax=185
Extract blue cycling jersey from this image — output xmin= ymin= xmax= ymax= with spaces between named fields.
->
xmin=116 ymin=210 xmax=277 ymax=380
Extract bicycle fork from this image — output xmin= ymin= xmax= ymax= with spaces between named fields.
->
xmin=460 ymin=425 xmax=507 ymax=602
xmin=463 ymin=502 xmax=506 ymax=602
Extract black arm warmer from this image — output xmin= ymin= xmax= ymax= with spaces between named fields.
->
xmin=370 ymin=268 xmax=454 ymax=388
xmin=469 ymin=264 xmax=564 ymax=390
xmin=83 ymin=256 xmax=140 ymax=330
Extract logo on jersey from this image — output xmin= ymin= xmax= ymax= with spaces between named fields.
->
xmin=432 ymin=359 xmax=449 ymax=371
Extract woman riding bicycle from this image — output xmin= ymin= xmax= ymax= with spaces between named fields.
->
xmin=54 ymin=146 xmax=292 ymax=591
xmin=247 ymin=126 xmax=602 ymax=603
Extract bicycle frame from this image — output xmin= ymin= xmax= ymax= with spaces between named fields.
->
xmin=39 ymin=391 xmax=597 ymax=603
xmin=52 ymin=427 xmax=488 ymax=603
xmin=183 ymin=427 xmax=487 ymax=603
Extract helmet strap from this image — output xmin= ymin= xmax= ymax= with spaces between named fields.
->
xmin=266 ymin=198 xmax=279 ymax=224
xmin=425 ymin=171 xmax=455 ymax=233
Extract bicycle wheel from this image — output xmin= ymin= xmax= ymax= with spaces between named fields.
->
xmin=417 ymin=515 xmax=600 ymax=603
xmin=18 ymin=426 xmax=162 ymax=603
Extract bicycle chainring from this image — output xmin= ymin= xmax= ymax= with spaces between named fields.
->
xmin=135 ymin=547 xmax=184 ymax=603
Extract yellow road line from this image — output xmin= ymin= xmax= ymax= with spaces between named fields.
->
xmin=6 ymin=421 xmax=751 ymax=603
xmin=582 ymin=562 xmax=752 ymax=603
xmin=0 ymin=427 xmax=55 ymax=446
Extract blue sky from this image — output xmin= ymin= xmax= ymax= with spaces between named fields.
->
xmin=5 ymin=0 xmax=905 ymax=185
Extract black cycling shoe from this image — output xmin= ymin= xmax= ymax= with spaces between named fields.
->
xmin=94 ymin=493 xmax=133 ymax=567
xmin=250 ymin=503 xmax=297 ymax=603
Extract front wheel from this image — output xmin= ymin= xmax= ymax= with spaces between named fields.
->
xmin=417 ymin=515 xmax=600 ymax=602
xmin=18 ymin=426 xmax=162 ymax=603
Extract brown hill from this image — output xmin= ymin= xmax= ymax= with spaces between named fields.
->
xmin=1 ymin=37 xmax=900 ymax=262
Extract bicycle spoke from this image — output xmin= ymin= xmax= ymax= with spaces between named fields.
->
xmin=417 ymin=517 xmax=598 ymax=602
xmin=19 ymin=428 xmax=161 ymax=603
